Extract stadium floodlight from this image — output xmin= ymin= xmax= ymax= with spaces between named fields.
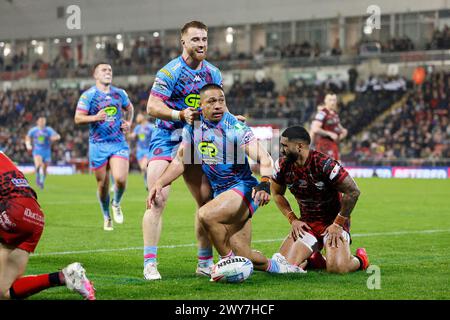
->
xmin=363 ymin=25 xmax=373 ymax=35
xmin=66 ymin=38 xmax=72 ymax=44
xmin=116 ymin=34 xmax=122 ymax=40
xmin=31 ymin=39 xmax=37 ymax=46
xmin=153 ymin=32 xmax=159 ymax=38
xmin=53 ymin=38 xmax=60 ymax=44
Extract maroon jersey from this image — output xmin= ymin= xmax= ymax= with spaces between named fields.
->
xmin=272 ymin=150 xmax=348 ymax=225
xmin=0 ymin=152 xmax=37 ymax=201
xmin=313 ymin=107 xmax=342 ymax=144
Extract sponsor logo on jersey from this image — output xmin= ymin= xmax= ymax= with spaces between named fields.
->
xmin=198 ymin=142 xmax=217 ymax=157
xmin=185 ymin=94 xmax=200 ymax=108
xmin=314 ymin=181 xmax=325 ymax=190
xmin=160 ymin=68 xmax=173 ymax=79
xmin=11 ymin=178 xmax=30 ymax=188
xmin=23 ymin=208 xmax=44 ymax=226
xmin=138 ymin=133 xmax=146 ymax=141
xmin=37 ymin=135 xmax=46 ymax=144
xmin=193 ymin=75 xmax=202 ymax=82
xmin=104 ymin=106 xmax=118 ymax=122
xmin=0 ymin=210 xmax=16 ymax=231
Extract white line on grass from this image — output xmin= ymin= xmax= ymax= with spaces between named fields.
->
xmin=30 ymin=228 xmax=450 ymax=257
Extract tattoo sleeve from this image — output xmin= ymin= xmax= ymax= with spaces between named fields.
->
xmin=336 ymin=175 xmax=361 ymax=218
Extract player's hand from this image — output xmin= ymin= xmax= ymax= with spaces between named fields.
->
xmin=339 ymin=128 xmax=348 ymax=140
xmin=121 ymin=120 xmax=131 ymax=133
xmin=328 ymin=132 xmax=339 ymax=141
xmin=252 ymin=190 xmax=270 ymax=206
xmin=95 ymin=109 xmax=107 ymax=122
xmin=290 ymin=220 xmax=312 ymax=241
xmin=235 ymin=115 xmax=246 ymax=123
xmin=147 ymin=183 xmax=163 ymax=209
xmin=180 ymin=107 xmax=200 ymax=125
xmin=321 ymin=224 xmax=344 ymax=248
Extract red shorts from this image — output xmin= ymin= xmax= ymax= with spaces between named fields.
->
xmin=303 ymin=220 xmax=350 ymax=251
xmin=315 ymin=139 xmax=340 ymax=161
xmin=0 ymin=197 xmax=45 ymax=253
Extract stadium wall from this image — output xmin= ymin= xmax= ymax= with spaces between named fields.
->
xmin=0 ymin=0 xmax=448 ymax=40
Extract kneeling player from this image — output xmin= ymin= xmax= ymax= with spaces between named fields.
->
xmin=272 ymin=126 xmax=369 ymax=273
xmin=0 ymin=151 xmax=95 ymax=300
xmin=148 ymin=84 xmax=304 ymax=274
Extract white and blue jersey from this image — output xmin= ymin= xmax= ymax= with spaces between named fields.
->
xmin=27 ymin=126 xmax=58 ymax=162
xmin=182 ymin=112 xmax=259 ymax=215
xmin=76 ymin=85 xmax=132 ymax=169
xmin=133 ymin=123 xmax=154 ymax=161
xmin=148 ymin=56 xmax=222 ymax=161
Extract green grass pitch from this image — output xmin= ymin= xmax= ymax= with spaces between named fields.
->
xmin=23 ymin=173 xmax=450 ymax=300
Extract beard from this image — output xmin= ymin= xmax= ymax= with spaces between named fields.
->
xmin=282 ymin=151 xmax=298 ymax=164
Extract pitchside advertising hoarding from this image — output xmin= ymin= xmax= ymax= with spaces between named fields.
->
xmin=346 ymin=166 xmax=449 ymax=179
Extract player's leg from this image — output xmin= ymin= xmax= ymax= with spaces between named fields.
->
xmin=93 ymin=164 xmax=112 ymax=230
xmin=0 ymin=244 xmax=29 ymax=299
xmin=197 ymin=189 xmax=249 ymax=258
xmin=41 ymin=158 xmax=49 ymax=188
xmin=183 ymin=164 xmax=214 ymax=275
xmin=324 ymin=231 xmax=361 ymax=273
xmin=138 ymin=156 xmax=149 ymax=190
xmin=33 ymin=155 xmax=43 ymax=189
xmin=109 ymin=156 xmax=129 ymax=224
xmin=142 ymin=159 xmax=171 ymax=280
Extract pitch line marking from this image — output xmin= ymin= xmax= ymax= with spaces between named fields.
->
xmin=31 ymin=228 xmax=450 ymax=257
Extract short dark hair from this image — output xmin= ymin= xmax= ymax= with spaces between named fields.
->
xmin=281 ymin=126 xmax=311 ymax=145
xmin=181 ymin=21 xmax=208 ymax=36
xmin=199 ymin=83 xmax=224 ymax=96
xmin=92 ymin=61 xmax=111 ymax=73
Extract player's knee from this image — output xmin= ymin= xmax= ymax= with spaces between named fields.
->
xmin=197 ymin=208 xmax=214 ymax=227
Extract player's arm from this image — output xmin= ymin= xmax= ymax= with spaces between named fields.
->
xmin=121 ymin=103 xmax=134 ymax=134
xmin=74 ymin=110 xmax=107 ymax=124
xmin=271 ymin=179 xmax=311 ymax=240
xmin=338 ymin=123 xmax=348 ymax=140
xmin=334 ymin=175 xmax=360 ymax=222
xmin=50 ymin=133 xmax=61 ymax=142
xmin=322 ymin=175 xmax=360 ymax=247
xmin=147 ymin=95 xmax=198 ymax=125
xmin=147 ymin=144 xmax=186 ymax=208
xmin=25 ymin=134 xmax=32 ymax=151
xmin=310 ymin=120 xmax=338 ymax=141
xmin=244 ymin=139 xmax=273 ymax=206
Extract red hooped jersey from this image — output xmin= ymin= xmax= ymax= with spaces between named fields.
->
xmin=272 ymin=150 xmax=349 ymax=224
xmin=313 ymin=107 xmax=342 ymax=143
xmin=0 ymin=152 xmax=37 ymax=201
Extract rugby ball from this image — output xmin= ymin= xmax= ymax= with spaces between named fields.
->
xmin=210 ymin=256 xmax=253 ymax=283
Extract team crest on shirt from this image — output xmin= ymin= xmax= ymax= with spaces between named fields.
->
xmin=153 ymin=148 xmax=163 ymax=155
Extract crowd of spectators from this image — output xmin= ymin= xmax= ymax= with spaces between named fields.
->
xmin=344 ymin=71 xmax=449 ymax=164
xmin=0 ymin=71 xmax=448 ymax=168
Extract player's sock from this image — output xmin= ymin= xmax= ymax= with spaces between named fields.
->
xmin=112 ymin=185 xmax=125 ymax=206
xmin=40 ymin=172 xmax=46 ymax=186
xmin=219 ymin=250 xmax=234 ymax=261
xmin=36 ymin=169 xmax=41 ymax=186
xmin=266 ymin=259 xmax=281 ymax=273
xmin=355 ymin=255 xmax=364 ymax=270
xmin=97 ymin=191 xmax=111 ymax=219
xmin=9 ymin=272 xmax=63 ymax=299
xmin=198 ymin=247 xmax=214 ymax=267
xmin=144 ymin=246 xmax=158 ymax=266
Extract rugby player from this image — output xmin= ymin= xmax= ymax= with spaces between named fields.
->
xmin=148 ymin=84 xmax=304 ymax=274
xmin=74 ymin=62 xmax=134 ymax=231
xmin=130 ymin=113 xmax=154 ymax=190
xmin=0 ymin=151 xmax=95 ymax=300
xmin=310 ymin=93 xmax=347 ymax=160
xmin=272 ymin=126 xmax=369 ymax=273
xmin=25 ymin=116 xmax=61 ymax=189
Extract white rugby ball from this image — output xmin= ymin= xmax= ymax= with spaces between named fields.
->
xmin=210 ymin=256 xmax=253 ymax=283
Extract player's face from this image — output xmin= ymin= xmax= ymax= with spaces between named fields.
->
xmin=136 ymin=113 xmax=144 ymax=124
xmin=94 ymin=64 xmax=113 ymax=85
xmin=325 ymin=94 xmax=337 ymax=110
xmin=200 ymin=89 xmax=226 ymax=122
xmin=37 ymin=117 xmax=46 ymax=128
xmin=182 ymin=28 xmax=208 ymax=61
xmin=280 ymin=136 xmax=299 ymax=163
